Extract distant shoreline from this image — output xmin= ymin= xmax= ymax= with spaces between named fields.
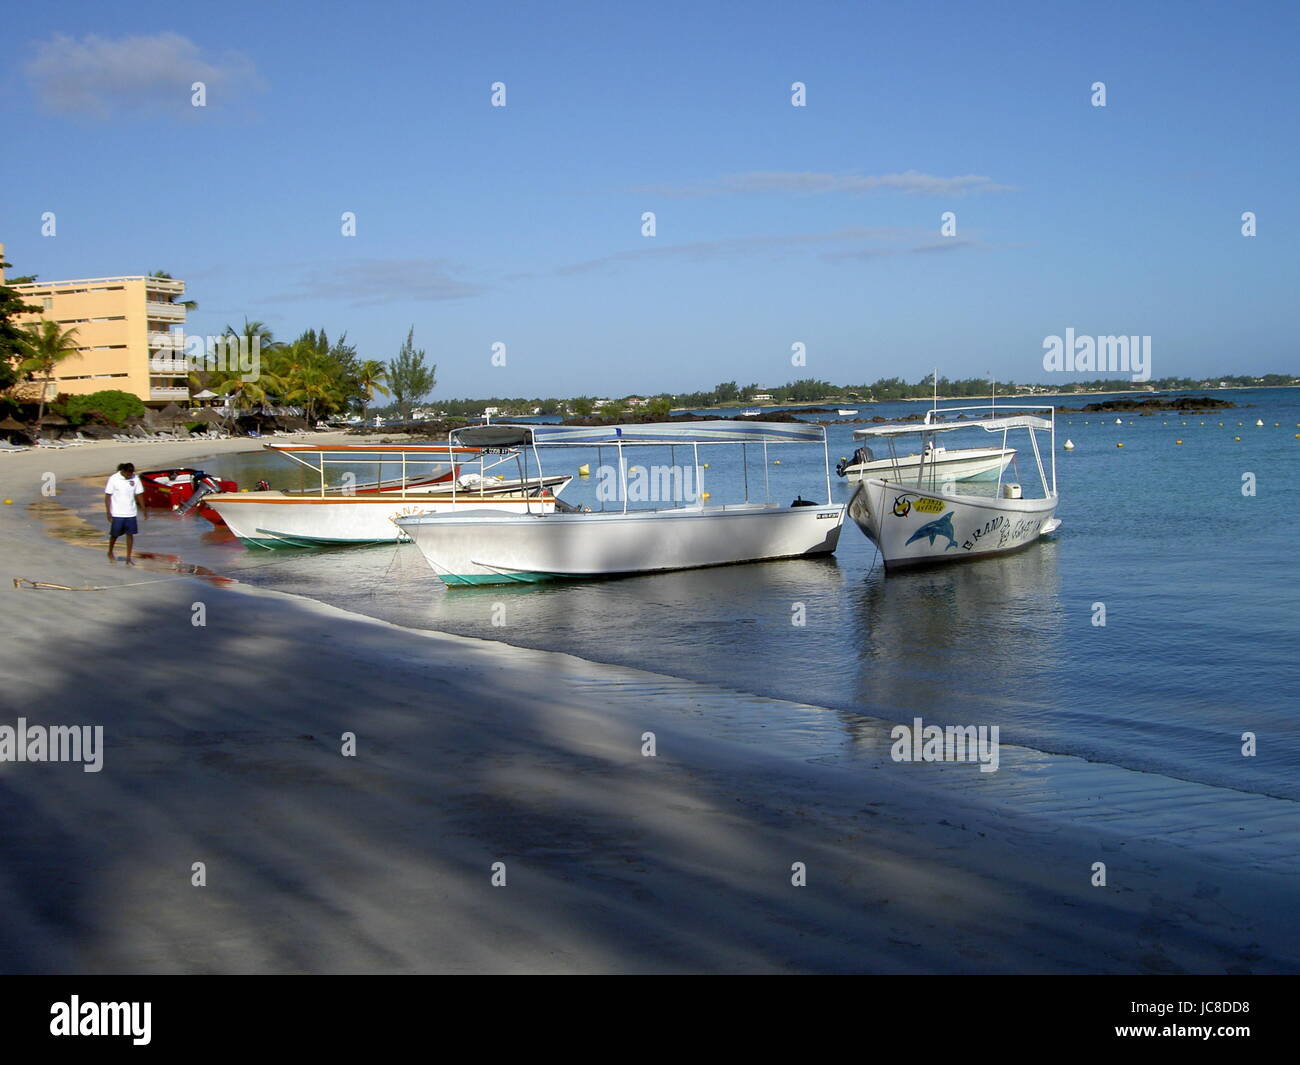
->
xmin=675 ymin=383 xmax=1297 ymax=413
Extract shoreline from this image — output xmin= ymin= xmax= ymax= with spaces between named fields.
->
xmin=2 ymin=436 xmax=1298 ymax=972
xmin=674 ymin=383 xmax=1297 ymax=413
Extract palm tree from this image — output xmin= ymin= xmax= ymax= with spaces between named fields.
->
xmin=355 ymin=359 xmax=390 ymax=420
xmin=20 ymin=320 xmax=80 ymax=428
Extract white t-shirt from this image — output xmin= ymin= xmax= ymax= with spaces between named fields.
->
xmin=105 ymin=472 xmax=144 ymax=517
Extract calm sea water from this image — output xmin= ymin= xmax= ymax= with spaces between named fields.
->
xmin=66 ymin=389 xmax=1300 ymax=800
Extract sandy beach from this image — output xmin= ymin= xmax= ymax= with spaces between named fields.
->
xmin=1 ymin=436 xmax=1297 ymax=974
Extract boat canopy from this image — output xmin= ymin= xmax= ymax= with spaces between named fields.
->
xmin=853 ymin=414 xmax=1053 ymax=438
xmin=455 ymin=420 xmax=827 ymax=446
xmin=266 ymin=442 xmax=479 ymax=454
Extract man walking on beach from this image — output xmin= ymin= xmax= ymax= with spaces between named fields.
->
xmin=105 ymin=462 xmax=146 ymax=565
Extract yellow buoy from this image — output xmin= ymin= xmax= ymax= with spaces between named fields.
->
xmin=578 ymin=463 xmax=590 ymax=477
xmin=1234 ymin=436 xmax=1241 ymax=441
xmin=701 ymin=491 xmax=711 ymax=500
xmin=1176 ymin=440 xmax=1183 ymax=445
xmin=3 ymin=498 xmax=11 ymax=505
xmin=702 ymin=463 xmax=709 ymax=469
xmin=1116 ymin=442 xmax=1124 ymax=448
xmin=773 ymin=460 xmax=781 ymax=465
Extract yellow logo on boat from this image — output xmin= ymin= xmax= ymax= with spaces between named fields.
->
xmin=913 ymin=497 xmax=945 ymax=514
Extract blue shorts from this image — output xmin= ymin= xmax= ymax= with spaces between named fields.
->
xmin=110 ymin=516 xmax=139 ymax=537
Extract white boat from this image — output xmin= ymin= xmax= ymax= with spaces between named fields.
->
xmin=397 ymin=421 xmax=846 ymax=585
xmin=837 ymin=409 xmax=858 ymax=416
xmin=836 ymin=439 xmax=1014 ymax=482
xmin=846 ymin=406 xmax=1060 ymax=571
xmin=739 ymin=408 xmax=762 ymax=417
xmin=203 ymin=443 xmax=571 ymax=549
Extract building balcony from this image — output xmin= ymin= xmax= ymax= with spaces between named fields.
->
xmin=149 ymin=386 xmax=190 ymax=401
xmin=146 ymin=301 xmax=187 ymax=321
xmin=149 ymin=358 xmax=192 ymax=374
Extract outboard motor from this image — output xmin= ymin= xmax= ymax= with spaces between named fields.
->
xmin=175 ymin=478 xmax=220 ymax=516
xmin=790 ymin=496 xmax=817 ymax=507
xmin=835 ymin=445 xmax=874 ymax=477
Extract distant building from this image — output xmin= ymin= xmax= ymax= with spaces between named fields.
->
xmin=752 ymin=392 xmax=773 ymax=402
xmin=2 ymin=244 xmax=189 ymax=408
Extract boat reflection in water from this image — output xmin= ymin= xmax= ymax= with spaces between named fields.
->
xmin=836 ymin=540 xmax=1065 ymax=750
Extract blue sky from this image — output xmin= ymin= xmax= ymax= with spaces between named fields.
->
xmin=2 ymin=0 xmax=1296 ymax=397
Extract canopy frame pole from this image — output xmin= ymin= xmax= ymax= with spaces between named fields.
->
xmin=618 ymin=440 xmax=628 ymax=514
xmin=997 ymin=428 xmax=1009 ymax=496
xmin=742 ymin=443 xmax=749 ymax=503
xmin=762 ymin=441 xmax=769 ymax=502
xmin=1050 ymin=413 xmax=1058 ymax=496
xmin=1029 ymin=426 xmax=1049 ymax=499
xmin=693 ymin=443 xmax=702 ymax=508
xmin=822 ymin=431 xmax=831 ymax=503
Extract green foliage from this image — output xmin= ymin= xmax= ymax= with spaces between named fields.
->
xmin=58 ymin=390 xmax=147 ymax=427
xmin=0 ymin=258 xmax=39 ymax=391
xmin=387 ymin=327 xmax=436 ymax=418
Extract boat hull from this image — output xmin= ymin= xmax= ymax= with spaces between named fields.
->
xmin=398 ymin=503 xmax=847 ymax=585
xmin=841 ymin=446 xmax=1013 ymax=482
xmin=204 ymin=493 xmax=561 ymax=548
xmin=848 ymin=480 xmax=1058 ymax=571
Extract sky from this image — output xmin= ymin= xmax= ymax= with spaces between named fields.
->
xmin=1 ymin=0 xmax=1297 ymax=398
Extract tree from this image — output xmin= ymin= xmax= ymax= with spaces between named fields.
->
xmin=387 ymin=326 xmax=436 ymax=419
xmin=20 ymin=320 xmax=80 ymax=427
xmin=58 ymin=389 xmax=146 ymax=427
xmin=570 ymin=396 xmax=595 ymax=416
xmin=647 ymin=395 xmax=673 ymax=417
xmin=0 ymin=258 xmax=39 ymax=392
xmin=355 ymin=359 xmax=390 ymax=418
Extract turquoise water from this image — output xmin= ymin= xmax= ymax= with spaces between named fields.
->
xmin=69 ymin=388 xmax=1299 ymax=801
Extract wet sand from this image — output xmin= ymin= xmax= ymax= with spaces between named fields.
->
xmin=0 ymin=437 xmax=1297 ymax=973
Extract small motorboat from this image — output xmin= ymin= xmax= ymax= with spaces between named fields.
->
xmin=140 ymin=468 xmax=239 ymax=525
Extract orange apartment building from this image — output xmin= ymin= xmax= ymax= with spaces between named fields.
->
xmin=2 ymin=242 xmax=191 ymax=408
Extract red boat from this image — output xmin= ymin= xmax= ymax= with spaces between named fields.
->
xmin=139 ymin=468 xmax=239 ymax=526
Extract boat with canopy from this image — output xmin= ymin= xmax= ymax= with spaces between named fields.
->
xmin=202 ymin=442 xmax=572 ymax=549
xmin=396 ymin=420 xmax=846 ymax=585
xmin=846 ymin=405 xmax=1061 ymax=570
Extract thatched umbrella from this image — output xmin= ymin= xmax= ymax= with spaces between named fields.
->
xmin=159 ymin=401 xmax=183 ymax=426
xmin=40 ymin=412 xmax=68 ymax=426
xmin=0 ymin=415 xmax=32 ymax=440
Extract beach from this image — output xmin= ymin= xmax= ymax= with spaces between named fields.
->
xmin=1 ymin=437 xmax=1298 ymax=974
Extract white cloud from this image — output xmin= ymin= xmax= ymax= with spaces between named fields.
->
xmin=635 ymin=170 xmax=1017 ymax=198
xmin=273 ymin=259 xmax=485 ymax=307
xmin=552 ymin=227 xmax=998 ymax=276
xmin=25 ymin=32 xmax=263 ymax=118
